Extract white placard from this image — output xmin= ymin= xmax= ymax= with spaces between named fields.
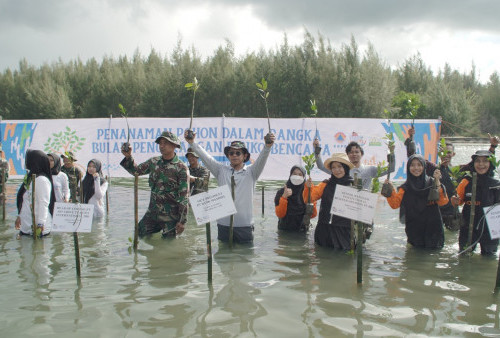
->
xmin=52 ymin=202 xmax=94 ymax=233
xmin=330 ymin=184 xmax=379 ymax=224
xmin=484 ymin=204 xmax=500 ymax=239
xmin=189 ymin=185 xmax=237 ymax=226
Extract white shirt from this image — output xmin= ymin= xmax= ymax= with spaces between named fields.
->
xmin=19 ymin=176 xmax=52 ymax=235
xmin=52 ymin=172 xmax=70 ymax=202
xmin=190 ymin=142 xmax=270 ymax=227
xmin=86 ymin=176 xmax=108 ymax=218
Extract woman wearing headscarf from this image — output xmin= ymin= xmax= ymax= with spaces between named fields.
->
xmin=48 ymin=153 xmax=70 ymax=203
xmin=303 ymin=153 xmax=354 ymax=249
xmin=274 ymin=165 xmax=317 ymax=232
xmin=82 ymin=159 xmax=108 ymax=218
xmin=15 ymin=150 xmax=56 ymax=237
xmin=385 ymin=154 xmax=448 ymax=249
xmin=451 ymin=150 xmax=500 ymax=255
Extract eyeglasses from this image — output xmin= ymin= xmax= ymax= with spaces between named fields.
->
xmin=228 ymin=151 xmax=242 ymax=156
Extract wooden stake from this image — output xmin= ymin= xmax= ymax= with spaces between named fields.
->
xmin=1 ymin=167 xmax=5 ymax=221
xmin=466 ymin=172 xmax=477 ymax=254
xmin=261 ymin=185 xmax=264 ymax=216
xmin=31 ymin=174 xmax=37 ymax=239
xmin=229 ymin=175 xmax=235 ymax=247
xmin=357 ymin=222 xmax=363 ymax=284
xmin=73 ymin=232 xmax=81 ymax=278
xmin=495 ymin=254 xmax=500 ymax=290
xmin=105 ymin=175 xmax=109 ymax=213
xmin=206 ymin=222 xmax=212 ymax=282
xmin=350 ymin=174 xmax=358 ymax=252
xmin=134 ymin=173 xmax=139 ymax=251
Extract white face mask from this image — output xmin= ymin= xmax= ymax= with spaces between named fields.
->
xmin=290 ymin=175 xmax=305 ymax=185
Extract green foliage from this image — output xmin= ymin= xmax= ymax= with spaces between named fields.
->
xmin=301 ymin=153 xmax=316 ymax=177
xmin=0 ymin=33 xmax=497 ymax=134
xmin=118 ymin=103 xmax=130 ymax=143
xmin=489 ymin=154 xmax=500 ymax=169
xmin=43 ymin=126 xmax=86 ymax=154
xmin=437 ymin=138 xmax=449 ymax=161
xmin=371 ymin=161 xmax=388 ymax=193
xmin=449 ymin=165 xmax=466 ymax=188
xmin=310 ymin=99 xmax=318 ymax=117
xmin=391 ymin=91 xmax=422 ymax=120
xmin=185 ymin=77 xmax=199 ymax=126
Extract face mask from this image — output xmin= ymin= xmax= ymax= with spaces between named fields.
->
xmin=290 ymin=175 xmax=305 ymax=185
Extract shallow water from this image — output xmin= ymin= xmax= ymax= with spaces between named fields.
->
xmin=2 ymin=143 xmax=500 ymax=337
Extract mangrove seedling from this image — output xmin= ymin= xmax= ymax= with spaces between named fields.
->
xmin=301 ymin=152 xmax=316 ymax=230
xmin=119 ymin=103 xmax=131 ymax=152
xmin=310 ymin=99 xmax=319 ymax=139
xmin=371 ymin=161 xmax=388 ymax=193
xmin=256 ymin=78 xmax=272 ymax=139
xmin=185 ymin=77 xmax=200 ymax=139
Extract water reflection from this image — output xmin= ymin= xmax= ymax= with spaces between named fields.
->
xmin=205 ymin=246 xmax=267 ymax=336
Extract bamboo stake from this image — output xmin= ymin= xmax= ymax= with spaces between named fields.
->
xmin=134 ymin=173 xmax=139 ymax=251
xmin=466 ymin=172 xmax=477 ymax=254
xmin=74 ymin=175 xmax=82 ymax=278
xmin=73 ymin=231 xmax=81 ymax=278
xmin=261 ymin=185 xmax=264 ymax=216
xmin=1 ymin=167 xmax=5 ymax=220
xmin=495 ymin=254 xmax=500 ymax=290
xmin=350 ymin=174 xmax=358 ymax=252
xmin=31 ymin=174 xmax=37 ymax=239
xmin=229 ymin=175 xmax=235 ymax=247
xmin=357 ymin=221 xmax=363 ymax=284
xmin=206 ymin=222 xmax=212 ymax=282
xmin=105 ymin=175 xmax=109 ymax=213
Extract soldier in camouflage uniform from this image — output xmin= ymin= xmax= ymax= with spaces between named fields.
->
xmin=61 ymin=151 xmax=83 ymax=203
xmin=186 ymin=147 xmax=210 ymax=196
xmin=121 ymin=131 xmax=189 ymax=237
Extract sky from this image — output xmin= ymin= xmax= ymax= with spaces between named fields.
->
xmin=1 ymin=0 xmax=499 ymax=83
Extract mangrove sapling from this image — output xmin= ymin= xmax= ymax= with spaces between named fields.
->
xmin=301 ymin=153 xmax=316 ymax=230
xmin=371 ymin=161 xmax=388 ymax=193
xmin=381 ymin=112 xmax=396 ymax=197
xmin=185 ymin=77 xmax=200 ymax=140
xmin=428 ymin=138 xmax=449 ymax=202
xmin=119 ymin=104 xmax=131 ymax=152
xmin=405 ymin=100 xmax=418 ymax=156
xmin=310 ymin=99 xmax=319 ymax=140
xmin=256 ymin=78 xmax=273 ymax=144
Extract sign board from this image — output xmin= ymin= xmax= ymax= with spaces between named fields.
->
xmin=52 ymin=202 xmax=94 ymax=233
xmin=189 ymin=185 xmax=237 ymax=225
xmin=330 ymin=184 xmax=378 ymax=224
xmin=484 ymin=204 xmax=500 ymax=239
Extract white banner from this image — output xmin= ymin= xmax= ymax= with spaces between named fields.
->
xmin=1 ymin=117 xmax=441 ymax=180
xmin=485 ymin=204 xmax=500 ymax=240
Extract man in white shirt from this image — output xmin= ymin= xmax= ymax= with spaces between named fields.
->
xmin=185 ymin=130 xmax=275 ymax=243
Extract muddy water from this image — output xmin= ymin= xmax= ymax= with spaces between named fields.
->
xmin=1 ymin=142 xmax=500 ymax=337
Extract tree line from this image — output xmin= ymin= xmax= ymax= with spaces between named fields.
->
xmin=1 ymin=32 xmax=499 ymax=135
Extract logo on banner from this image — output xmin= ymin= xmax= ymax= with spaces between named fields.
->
xmin=44 ymin=126 xmax=86 ymax=155
xmin=350 ymin=131 xmax=366 ymax=146
xmin=334 ymin=132 xmax=347 ymax=143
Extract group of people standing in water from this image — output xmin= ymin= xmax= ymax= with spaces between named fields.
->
xmin=275 ymin=129 xmax=500 ymax=256
xmin=11 ymin=126 xmax=500 ymax=257
xmin=14 ymin=150 xmax=108 ymax=237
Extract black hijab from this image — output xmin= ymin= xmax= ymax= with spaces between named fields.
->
xmin=399 ymin=154 xmax=433 ymax=213
xmin=318 ymin=162 xmax=353 ymax=223
xmin=48 ymin=153 xmax=62 ymax=175
xmin=274 ymin=165 xmax=306 ymax=215
xmin=82 ymin=159 xmax=106 ymax=203
xmin=16 ymin=149 xmax=56 ymax=215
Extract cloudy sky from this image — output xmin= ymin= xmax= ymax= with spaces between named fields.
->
xmin=1 ymin=0 xmax=499 ymax=83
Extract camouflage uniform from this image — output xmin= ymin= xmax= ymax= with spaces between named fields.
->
xmin=61 ymin=165 xmax=82 ymax=202
xmin=189 ymin=165 xmax=210 ymax=196
xmin=121 ymin=154 xmax=189 ymax=237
